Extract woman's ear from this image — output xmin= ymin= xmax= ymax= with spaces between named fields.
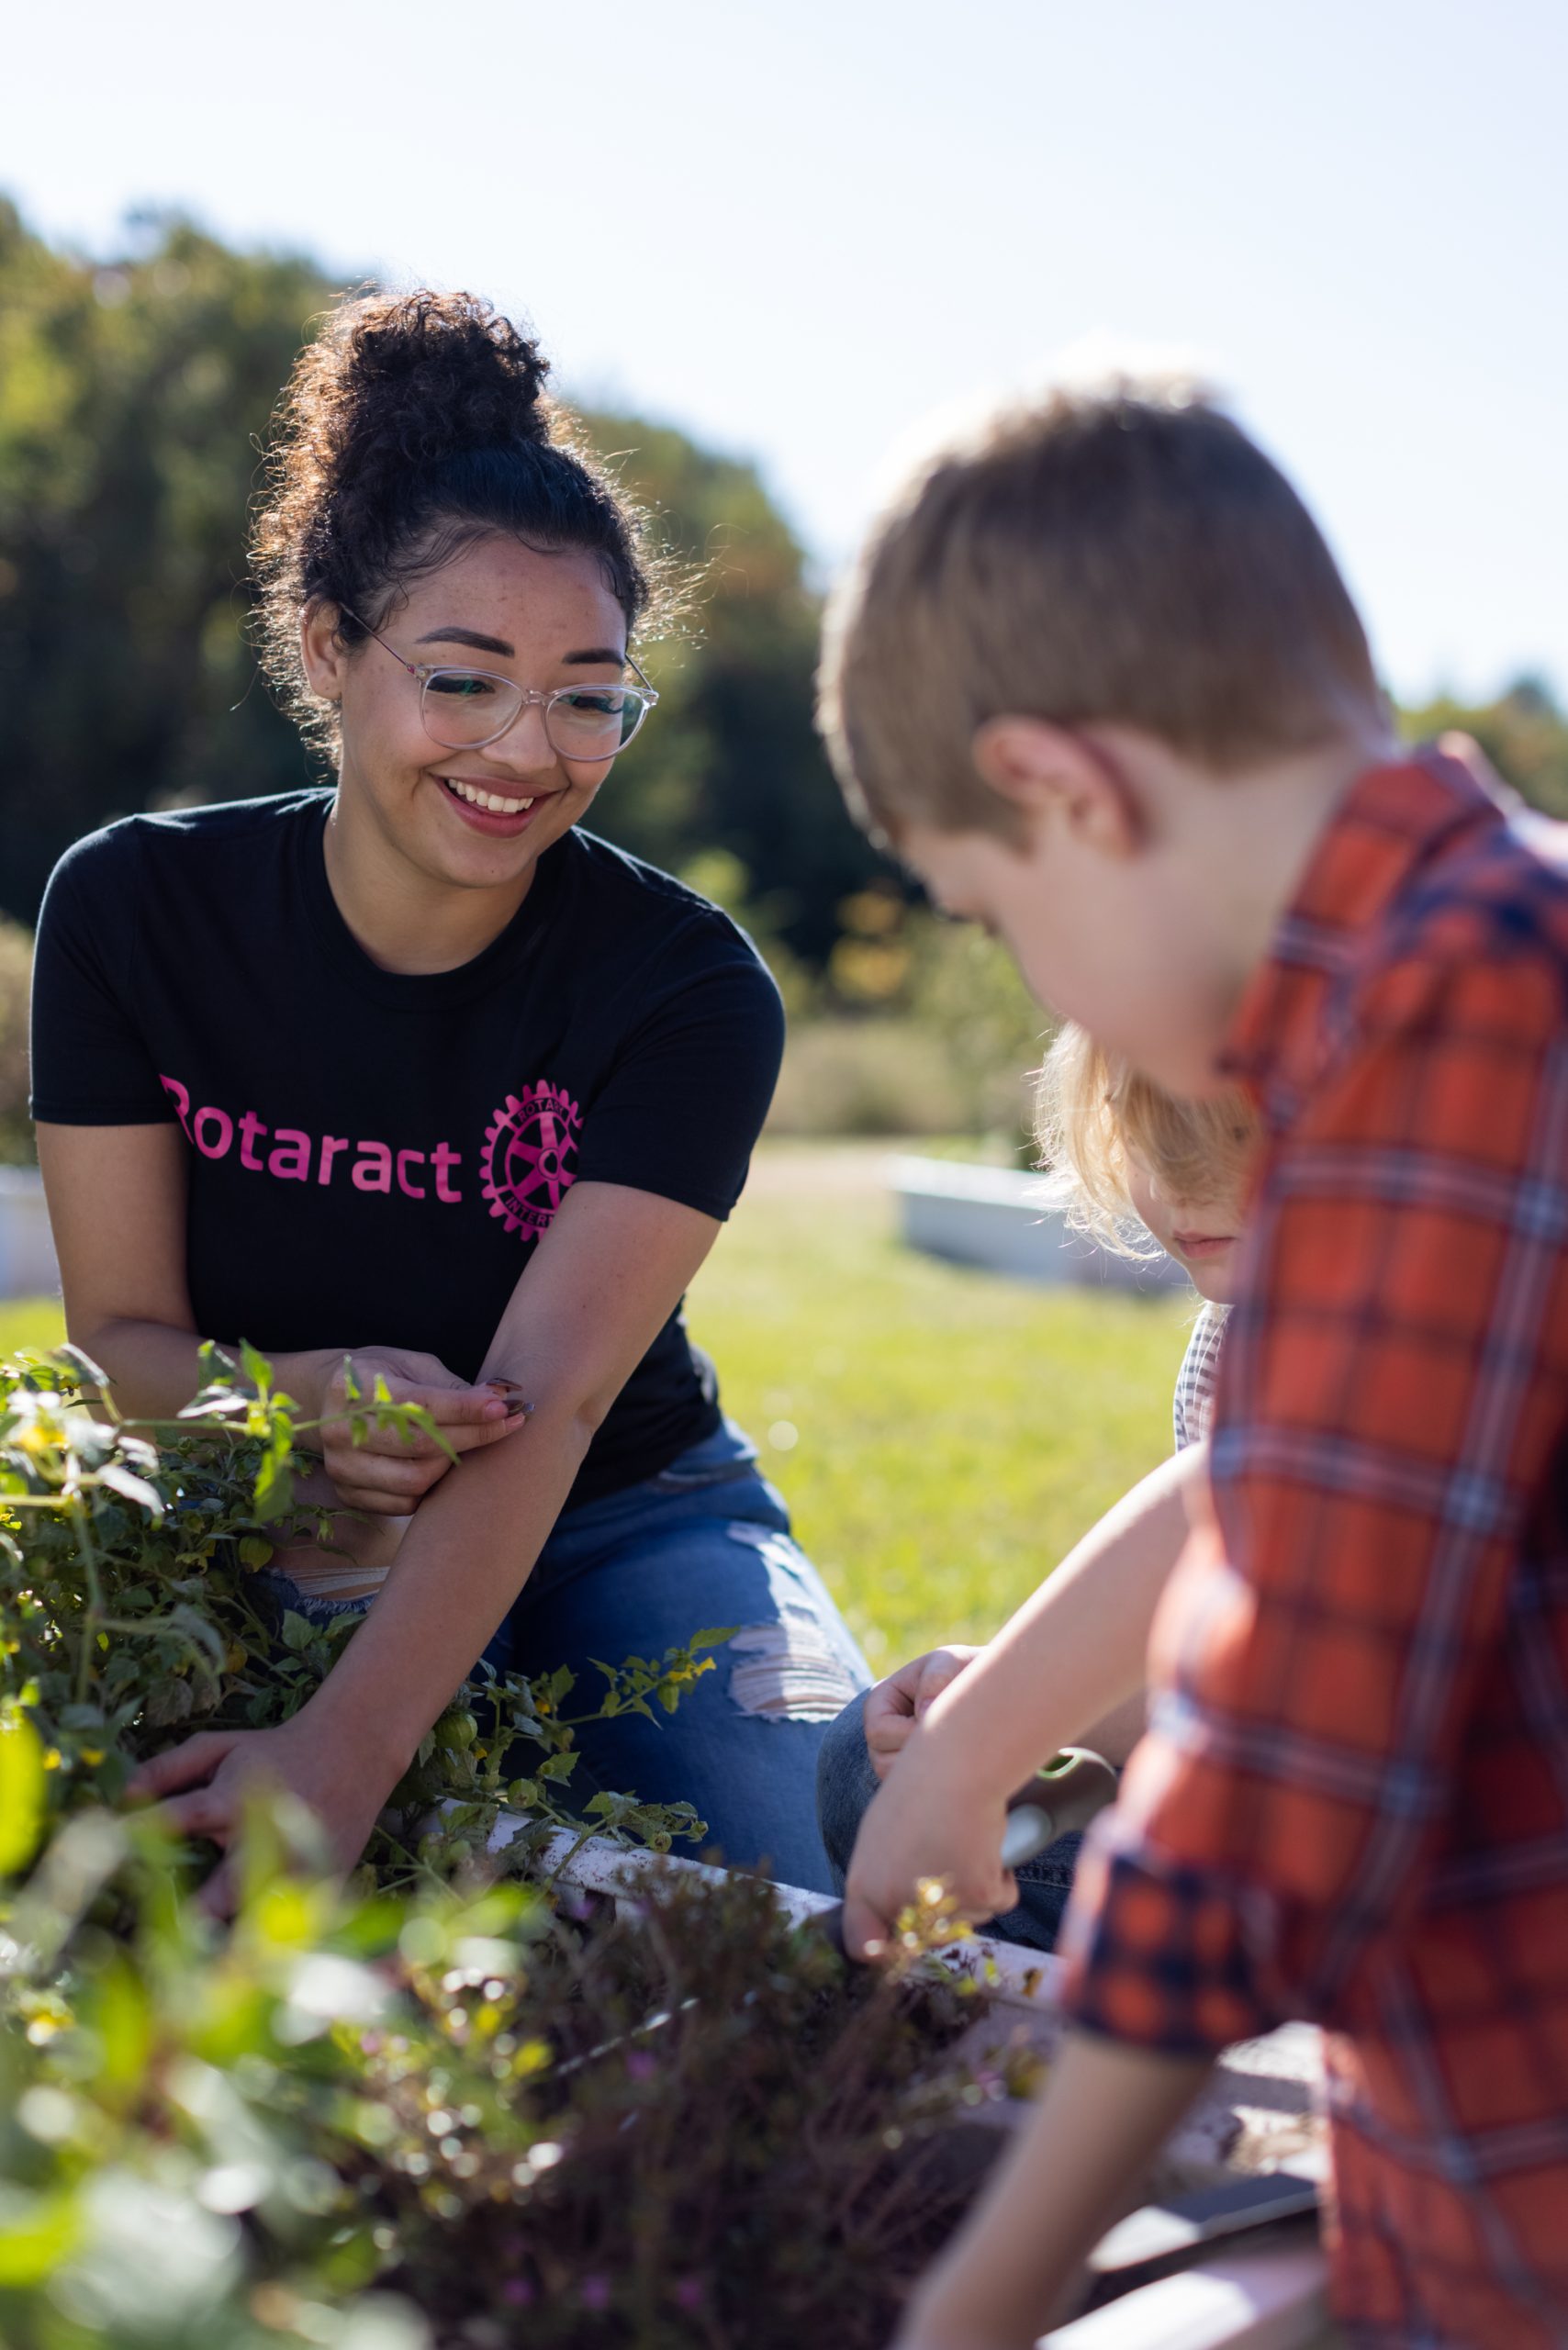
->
xmin=970 ymin=717 xmax=1143 ymax=857
xmin=299 ymin=603 xmax=349 ymax=703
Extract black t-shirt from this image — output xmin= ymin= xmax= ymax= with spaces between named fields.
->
xmin=29 ymin=791 xmax=784 ymax=1506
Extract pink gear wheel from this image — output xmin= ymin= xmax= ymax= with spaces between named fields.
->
xmin=479 ymin=1081 xmax=584 ymax=1237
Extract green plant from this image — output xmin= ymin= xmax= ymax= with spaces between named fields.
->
xmin=0 ymin=1343 xmax=717 ymax=1888
xmin=0 ymin=1761 xmax=1005 ymax=2350
xmin=0 ymin=1327 xmax=1044 ymax=2346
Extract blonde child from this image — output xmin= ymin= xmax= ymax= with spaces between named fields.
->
xmin=815 ymin=1024 xmax=1259 ymax=1947
xmin=821 ymin=376 xmax=1568 ymax=2347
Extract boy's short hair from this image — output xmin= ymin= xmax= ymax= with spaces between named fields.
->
xmin=1036 ymin=1021 xmax=1259 ymax=1258
xmin=818 ymin=376 xmax=1383 ymax=842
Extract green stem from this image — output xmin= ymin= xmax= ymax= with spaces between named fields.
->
xmin=67 ymin=1494 xmax=103 ymax=1709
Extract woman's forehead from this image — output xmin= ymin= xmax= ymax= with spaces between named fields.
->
xmin=402 ymin=535 xmax=626 ymax=645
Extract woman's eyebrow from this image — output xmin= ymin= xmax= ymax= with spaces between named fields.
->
xmin=412 ymin=628 xmax=626 ymax=666
xmin=415 ymin=625 xmax=514 ymax=655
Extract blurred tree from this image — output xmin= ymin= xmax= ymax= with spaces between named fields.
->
xmin=577 ymin=410 xmax=885 ymax=960
xmin=0 ymin=201 xmax=888 ymax=957
xmin=0 ymin=201 xmax=335 ymax=922
xmin=1401 ymin=676 xmax=1568 ymax=818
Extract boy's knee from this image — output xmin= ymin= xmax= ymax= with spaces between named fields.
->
xmin=814 ymin=1691 xmax=879 ymax=1889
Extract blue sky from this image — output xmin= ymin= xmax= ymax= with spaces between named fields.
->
xmin=9 ymin=0 xmax=1566 ymax=700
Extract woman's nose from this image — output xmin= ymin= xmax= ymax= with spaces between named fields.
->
xmin=484 ymin=697 xmax=556 ymax=769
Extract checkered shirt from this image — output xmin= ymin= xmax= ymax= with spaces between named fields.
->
xmin=1058 ymin=744 xmax=1568 ymax=2347
xmin=1172 ymin=1300 xmax=1229 ymax=1451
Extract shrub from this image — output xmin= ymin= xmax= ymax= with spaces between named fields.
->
xmin=0 ymin=1345 xmax=1010 ymax=2348
xmin=768 ymin=1018 xmax=970 ymax=1137
xmin=0 ymin=1344 xmax=713 ymax=1883
xmin=0 ymin=919 xmax=31 ymax=1166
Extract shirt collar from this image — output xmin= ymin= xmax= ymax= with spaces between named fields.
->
xmin=1219 ymin=736 xmax=1511 ymax=1129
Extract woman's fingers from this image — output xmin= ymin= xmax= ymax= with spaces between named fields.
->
xmin=332 ymin=1389 xmax=531 ymax=1460
xmin=321 ymin=1448 xmax=452 ymax=1502
xmin=422 ymin=1406 xmax=532 ymax=1459
xmin=127 ymin=1729 xmax=240 ymax=1800
xmin=197 ymin=1852 xmax=241 ymax=1921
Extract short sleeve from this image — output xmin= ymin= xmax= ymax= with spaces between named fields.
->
xmin=28 ymin=827 xmax=176 ymax=1126
xmin=575 ymin=936 xmax=785 ymax=1221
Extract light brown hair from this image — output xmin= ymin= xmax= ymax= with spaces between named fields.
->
xmin=1036 ymin=1021 xmax=1259 ymax=1259
xmin=818 ymin=375 xmax=1382 ymax=842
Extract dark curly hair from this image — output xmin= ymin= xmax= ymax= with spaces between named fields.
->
xmin=251 ymin=288 xmax=663 ymax=750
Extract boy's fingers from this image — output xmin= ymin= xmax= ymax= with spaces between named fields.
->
xmin=840 ymin=1890 xmax=891 ymax=1964
xmin=128 ymin=1731 xmax=235 ymax=1799
xmin=867 ymin=1718 xmax=915 ymax=1773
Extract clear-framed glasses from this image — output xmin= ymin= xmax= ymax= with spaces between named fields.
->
xmin=342 ymin=610 xmax=657 ymax=762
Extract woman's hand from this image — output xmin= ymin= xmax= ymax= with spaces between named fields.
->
xmin=863 ymin=1645 xmax=981 ymax=1781
xmin=841 ymin=1729 xmax=1015 ymax=1960
xmin=128 ymin=1713 xmax=398 ymax=1918
xmin=313 ymin=1348 xmax=532 ymax=1515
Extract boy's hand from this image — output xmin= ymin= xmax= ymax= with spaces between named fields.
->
xmin=841 ymin=1731 xmax=1014 ymax=1958
xmin=864 ymin=1644 xmax=982 ymax=1780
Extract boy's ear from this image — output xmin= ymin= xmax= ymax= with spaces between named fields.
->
xmin=299 ymin=603 xmax=349 ymax=702
xmin=970 ymin=717 xmax=1143 ymax=856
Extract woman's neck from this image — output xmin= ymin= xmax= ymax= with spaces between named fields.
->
xmin=320 ymin=789 xmax=535 ymax=976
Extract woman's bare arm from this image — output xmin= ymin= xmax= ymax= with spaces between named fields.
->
xmin=35 ymin=1124 xmax=525 ymax=1531
xmin=36 ymin=1122 xmax=297 ymax=1414
xmin=131 ymin=1179 xmax=728 ymax=1902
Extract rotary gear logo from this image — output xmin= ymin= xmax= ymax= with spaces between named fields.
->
xmin=479 ymin=1081 xmax=583 ymax=1237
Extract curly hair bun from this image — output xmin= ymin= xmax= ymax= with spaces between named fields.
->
xmin=330 ymin=289 xmax=553 ymax=469
xmin=252 ymin=285 xmax=660 ymax=753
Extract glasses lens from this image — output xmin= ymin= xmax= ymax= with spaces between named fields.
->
xmin=547 ymin=687 xmax=645 ymax=760
xmin=421 ymin=669 xmax=521 ymax=749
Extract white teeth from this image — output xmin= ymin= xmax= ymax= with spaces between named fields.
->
xmin=445 ymin=780 xmax=536 ymax=815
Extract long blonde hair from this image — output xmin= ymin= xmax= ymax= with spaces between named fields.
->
xmin=1035 ymin=1022 xmax=1259 ymax=1258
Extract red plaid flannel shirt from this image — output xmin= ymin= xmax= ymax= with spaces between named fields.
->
xmin=1058 ymin=743 xmax=1568 ymax=2347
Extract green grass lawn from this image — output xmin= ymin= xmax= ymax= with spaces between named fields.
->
xmin=687 ymin=1144 xmax=1190 ymax=1668
xmin=0 ymin=1143 xmax=1192 ymax=1671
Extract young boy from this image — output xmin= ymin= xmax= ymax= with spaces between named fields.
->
xmin=818 ymin=381 xmax=1568 ymax=2347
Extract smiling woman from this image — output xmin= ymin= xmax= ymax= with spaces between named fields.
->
xmin=28 ymin=289 xmax=868 ymax=1903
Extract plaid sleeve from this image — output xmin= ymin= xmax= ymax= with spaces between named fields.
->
xmin=1060 ymin=946 xmax=1568 ymax=2052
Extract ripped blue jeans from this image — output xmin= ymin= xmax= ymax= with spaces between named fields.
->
xmin=257 ymin=1421 xmax=870 ymax=1895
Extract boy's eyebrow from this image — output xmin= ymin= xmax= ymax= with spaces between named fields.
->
xmin=414 ymin=627 xmax=627 ymax=666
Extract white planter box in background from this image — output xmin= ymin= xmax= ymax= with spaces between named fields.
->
xmin=0 ymin=1169 xmax=58 ymax=1302
xmin=889 ymin=1156 xmax=1190 ymax=1294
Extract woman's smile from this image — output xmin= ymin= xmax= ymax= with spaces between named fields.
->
xmin=434 ymin=770 xmax=565 ymax=837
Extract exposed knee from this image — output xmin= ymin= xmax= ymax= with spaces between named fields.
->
xmin=727 ymin=1619 xmax=864 ymax=1724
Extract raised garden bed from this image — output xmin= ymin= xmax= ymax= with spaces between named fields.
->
xmin=888 ymin=1156 xmax=1190 ymax=1293
xmin=0 ymin=1166 xmax=56 ymax=1302
xmin=515 ymin=1826 xmax=1332 ymax=2348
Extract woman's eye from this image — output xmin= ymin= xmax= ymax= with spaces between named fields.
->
xmin=559 ymin=690 xmax=623 ymax=716
xmin=428 ymin=672 xmax=496 ymax=699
